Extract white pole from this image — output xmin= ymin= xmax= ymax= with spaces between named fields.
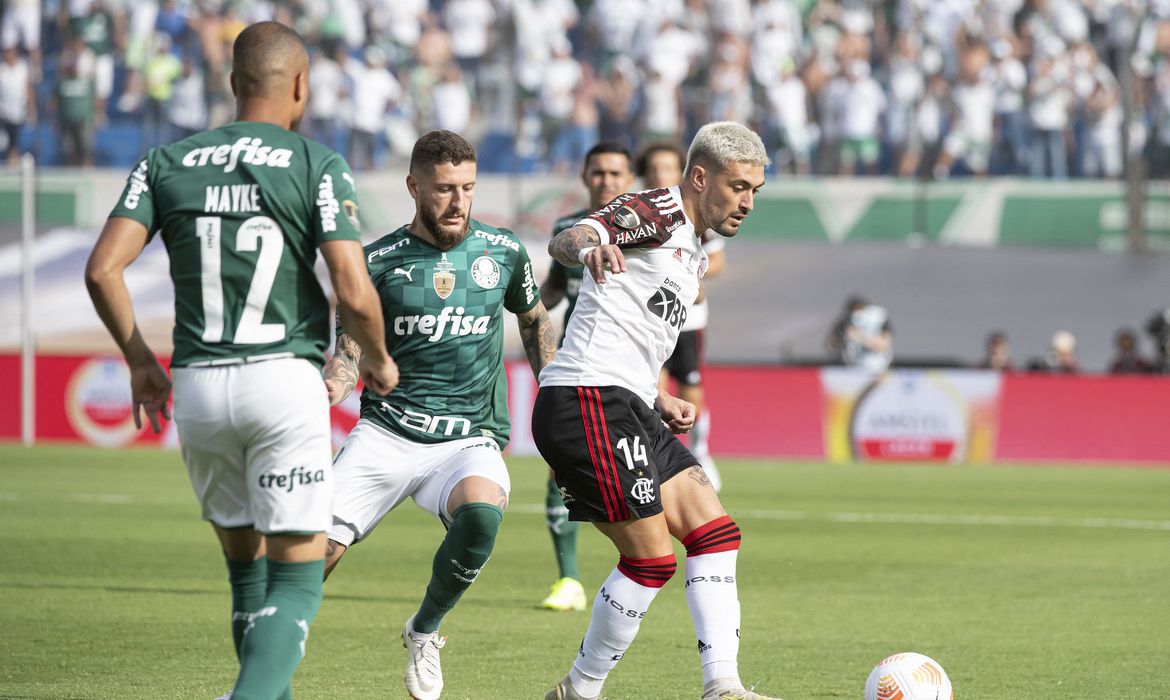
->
xmin=20 ymin=153 xmax=35 ymax=446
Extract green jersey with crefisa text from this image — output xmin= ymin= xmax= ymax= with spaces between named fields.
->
xmin=109 ymin=120 xmax=362 ymax=368
xmin=350 ymin=220 xmax=539 ymax=449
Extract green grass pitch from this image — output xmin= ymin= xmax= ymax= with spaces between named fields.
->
xmin=1 ymin=444 xmax=1168 ymax=699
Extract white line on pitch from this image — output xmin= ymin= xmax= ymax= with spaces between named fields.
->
xmin=509 ymin=504 xmax=1170 ymax=532
xmin=66 ymin=493 xmax=134 ymax=504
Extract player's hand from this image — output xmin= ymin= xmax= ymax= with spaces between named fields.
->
xmin=657 ymin=394 xmax=696 ymax=434
xmin=359 ymin=353 xmax=399 ymax=396
xmin=582 ymin=244 xmax=626 ymax=284
xmin=129 ymin=358 xmax=172 ymax=433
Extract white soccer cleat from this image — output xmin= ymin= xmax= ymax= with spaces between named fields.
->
xmin=544 ymin=675 xmax=601 ymax=700
xmin=701 ymin=678 xmax=782 ymax=700
xmin=541 ymin=577 xmax=587 ymax=611
xmin=401 ymin=614 xmax=446 ymax=700
xmin=212 ymin=693 xmax=232 ymax=700
xmin=699 ymin=454 xmax=723 ymax=493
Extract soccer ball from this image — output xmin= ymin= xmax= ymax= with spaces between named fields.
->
xmin=864 ymin=652 xmax=953 ymax=700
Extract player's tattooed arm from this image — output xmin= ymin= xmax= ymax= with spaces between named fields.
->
xmin=517 ymin=301 xmax=556 ymax=378
xmin=548 ymin=224 xmax=601 ymax=267
xmin=323 ymin=326 xmax=363 ymax=406
xmin=688 ymin=465 xmax=712 ymax=487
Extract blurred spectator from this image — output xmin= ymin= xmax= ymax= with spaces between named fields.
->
xmin=307 ymin=47 xmax=346 ymax=150
xmin=0 ymin=46 xmax=34 ymax=165
xmin=827 ymin=296 xmax=894 ymax=373
xmin=766 ymin=58 xmax=813 ymax=174
xmin=1028 ymin=52 xmax=1072 ymax=179
xmin=979 ymin=331 xmax=1015 ymax=371
xmin=936 ymin=41 xmax=994 ymax=177
xmin=53 ymin=42 xmax=97 ymax=166
xmin=886 ymin=34 xmax=925 ymax=178
xmin=1145 ymin=309 xmax=1170 ymax=373
xmin=345 ymin=46 xmax=401 ymax=171
xmin=1 ymin=0 xmax=40 ymax=73
xmin=443 ymin=0 xmax=495 ymax=81
xmin=68 ymin=0 xmax=119 ymax=122
xmin=167 ymin=55 xmax=206 ymax=141
xmin=1109 ymin=328 xmax=1153 ymax=374
xmin=141 ymin=35 xmax=182 ymax=150
xmin=431 ymin=62 xmax=473 ymax=135
xmin=990 ymin=39 xmax=1029 ymax=175
xmin=596 ymin=57 xmax=641 ymax=151
xmin=1030 ymin=330 xmax=1080 ymax=373
xmin=540 ymin=37 xmax=584 ymax=171
xmin=838 ymin=60 xmax=884 ymax=176
xmin=635 ymin=140 xmax=686 ymax=189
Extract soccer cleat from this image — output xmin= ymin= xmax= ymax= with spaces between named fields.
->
xmin=699 ymin=454 xmax=723 ymax=493
xmin=212 ymin=693 xmax=232 ymax=700
xmin=544 ymin=675 xmax=601 ymax=700
xmin=701 ymin=678 xmax=782 ymax=700
xmin=541 ymin=577 xmax=587 ymax=611
xmin=401 ymin=614 xmax=446 ymax=700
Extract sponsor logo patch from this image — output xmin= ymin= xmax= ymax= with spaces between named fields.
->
xmin=433 ymin=253 xmax=456 ymax=299
xmin=471 ymin=255 xmax=500 ymax=289
xmin=613 ymin=205 xmax=641 ymax=230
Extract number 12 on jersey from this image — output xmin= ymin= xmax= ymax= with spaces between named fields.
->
xmin=615 ymin=436 xmax=649 ymax=471
xmin=196 ymin=215 xmax=286 ymax=344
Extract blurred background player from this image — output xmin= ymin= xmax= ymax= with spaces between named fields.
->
xmin=638 ymin=141 xmax=727 ymax=491
xmin=538 ymin=142 xmax=635 ymax=612
xmin=321 ymin=130 xmax=555 ymax=700
xmin=85 ymin=22 xmax=396 ymax=700
xmin=535 ymin=122 xmax=779 ymax=700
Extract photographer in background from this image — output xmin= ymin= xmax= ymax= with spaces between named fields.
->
xmin=1145 ymin=310 xmax=1170 ymax=374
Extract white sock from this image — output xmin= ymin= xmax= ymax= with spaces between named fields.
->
xmin=692 ymin=408 xmax=711 ymax=457
xmin=569 ymin=557 xmax=674 ymax=695
xmin=685 ymin=549 xmax=741 ymax=686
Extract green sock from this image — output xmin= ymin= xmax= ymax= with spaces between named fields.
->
xmin=413 ymin=503 xmax=503 ymax=633
xmin=227 ymin=556 xmax=268 ymax=658
xmin=231 ymin=559 xmax=325 ymax=700
xmin=546 ymin=479 xmax=580 ymax=580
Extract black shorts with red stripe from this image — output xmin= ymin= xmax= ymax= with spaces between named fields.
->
xmin=532 ymin=385 xmax=698 ymax=522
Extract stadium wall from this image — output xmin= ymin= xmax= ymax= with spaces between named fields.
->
xmin=4 ymin=354 xmax=1167 ymax=465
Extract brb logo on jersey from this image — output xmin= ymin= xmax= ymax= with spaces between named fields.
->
xmin=645 ymin=283 xmax=688 ymax=329
xmin=392 ymin=306 xmax=491 ymax=342
xmin=181 ymin=137 xmax=294 ymax=173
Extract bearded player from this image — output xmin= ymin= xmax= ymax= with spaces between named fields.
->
xmin=321 ymin=130 xmax=555 ymax=700
xmin=534 ymin=122 xmax=781 ymax=700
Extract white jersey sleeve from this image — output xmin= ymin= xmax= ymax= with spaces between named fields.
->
xmin=538 ymin=187 xmax=710 ymax=405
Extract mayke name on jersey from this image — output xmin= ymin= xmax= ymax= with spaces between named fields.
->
xmin=181 ymin=137 xmax=294 ymax=173
xmin=393 ymin=306 xmax=491 ymax=342
xmin=204 ymin=184 xmax=261 ymax=213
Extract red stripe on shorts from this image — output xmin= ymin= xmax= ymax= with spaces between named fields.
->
xmin=578 ymin=387 xmax=617 ymax=521
xmin=589 ymin=387 xmax=631 ymax=521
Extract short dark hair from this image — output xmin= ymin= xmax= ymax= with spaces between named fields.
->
xmin=410 ymin=130 xmax=476 ymax=175
xmin=583 ymin=142 xmax=631 ymax=171
xmin=232 ymin=22 xmax=307 ymax=97
xmin=634 ymin=141 xmax=686 ymax=178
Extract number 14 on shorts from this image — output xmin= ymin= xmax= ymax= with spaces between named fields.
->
xmin=615 ymin=436 xmax=648 ymax=471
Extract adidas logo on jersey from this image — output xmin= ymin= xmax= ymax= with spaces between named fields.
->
xmin=181 ymin=137 xmax=294 ymax=173
xmin=392 ymin=306 xmax=491 ymax=342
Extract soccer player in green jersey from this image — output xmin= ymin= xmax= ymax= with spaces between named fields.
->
xmin=537 ymin=142 xmax=635 ymax=613
xmin=321 ymin=130 xmax=556 ymax=700
xmin=85 ymin=22 xmax=396 ymax=700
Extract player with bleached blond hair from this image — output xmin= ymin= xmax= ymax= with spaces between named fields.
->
xmin=534 ymin=122 xmax=782 ymax=700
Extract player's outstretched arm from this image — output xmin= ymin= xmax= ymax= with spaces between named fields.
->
xmin=320 ymin=239 xmax=398 ymax=396
xmin=549 ymin=224 xmax=626 ymax=284
xmin=85 ymin=216 xmax=171 ymax=433
xmin=323 ymin=330 xmax=362 ymax=405
xmin=516 ymin=301 xmax=556 ymax=378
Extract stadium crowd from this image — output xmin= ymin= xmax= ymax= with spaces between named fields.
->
xmin=4 ymin=0 xmax=1170 ymax=175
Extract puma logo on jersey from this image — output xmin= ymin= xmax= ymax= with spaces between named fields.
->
xmin=393 ymin=265 xmax=415 ymax=281
xmin=392 ymin=306 xmax=491 ymax=342
xmin=181 ymin=137 xmax=293 ymax=172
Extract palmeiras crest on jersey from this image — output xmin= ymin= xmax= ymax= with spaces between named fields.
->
xmin=471 ymin=255 xmax=500 ymax=289
xmin=433 ymin=252 xmax=456 ymax=299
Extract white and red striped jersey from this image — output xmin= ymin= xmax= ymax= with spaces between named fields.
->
xmin=538 ymin=186 xmax=709 ymax=406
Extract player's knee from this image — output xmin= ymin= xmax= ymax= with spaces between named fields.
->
xmin=682 ymin=515 xmax=741 ymax=557
xmin=451 ymin=502 xmax=504 ymax=561
xmin=617 ymin=553 xmax=677 ymax=588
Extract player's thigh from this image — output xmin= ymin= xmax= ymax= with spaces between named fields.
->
xmin=172 ymin=367 xmax=250 ymax=528
xmin=533 ymin=385 xmax=668 ymax=523
xmin=644 ymin=410 xmax=725 ymax=538
xmin=593 ymin=512 xmax=673 ymax=559
xmin=412 ymin=437 xmax=510 ymax=523
xmin=328 ymin=421 xmax=427 ymax=546
xmin=235 ymin=359 xmax=334 ymax=535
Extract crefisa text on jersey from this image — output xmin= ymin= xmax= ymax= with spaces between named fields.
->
xmin=182 ymin=137 xmax=294 ymax=173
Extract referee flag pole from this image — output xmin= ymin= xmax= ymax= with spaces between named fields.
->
xmin=20 ymin=153 xmax=35 ymax=446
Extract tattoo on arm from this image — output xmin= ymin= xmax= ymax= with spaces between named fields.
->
xmin=323 ymin=331 xmax=362 ymax=397
xmin=517 ymin=303 xmax=556 ymax=378
xmin=548 ymin=224 xmax=601 ymax=267
xmin=688 ymin=465 xmax=712 ymax=487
